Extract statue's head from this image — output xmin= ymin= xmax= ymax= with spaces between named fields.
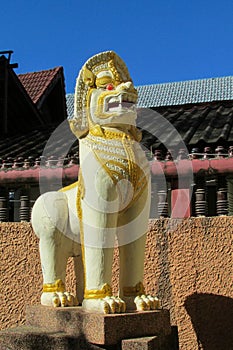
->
xmin=70 ymin=51 xmax=138 ymax=138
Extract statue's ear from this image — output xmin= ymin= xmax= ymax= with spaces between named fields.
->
xmin=82 ymin=66 xmax=95 ymax=87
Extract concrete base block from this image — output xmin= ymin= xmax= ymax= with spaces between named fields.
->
xmin=26 ymin=305 xmax=171 ymax=346
xmin=122 ymin=335 xmax=159 ymax=349
xmin=0 ymin=326 xmax=111 ymax=350
xmin=0 ymin=305 xmax=173 ymax=349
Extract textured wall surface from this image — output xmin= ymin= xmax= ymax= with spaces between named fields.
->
xmin=0 ymin=219 xmax=232 ymax=349
xmin=1 ymin=223 xmax=42 ymax=329
xmin=146 ymin=218 xmax=233 ymax=350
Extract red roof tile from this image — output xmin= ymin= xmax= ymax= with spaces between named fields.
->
xmin=18 ymin=67 xmax=62 ymax=104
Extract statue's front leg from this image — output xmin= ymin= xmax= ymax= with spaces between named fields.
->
xmin=118 ymin=235 xmax=160 ymax=311
xmin=118 ymin=187 xmax=160 ymax=311
xmin=82 ymin=245 xmax=121 ymax=313
xmin=79 ymin=167 xmax=126 ymax=314
xmin=80 ymin=200 xmax=126 ymax=314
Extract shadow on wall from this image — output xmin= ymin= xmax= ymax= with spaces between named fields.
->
xmin=185 ymin=293 xmax=233 ymax=350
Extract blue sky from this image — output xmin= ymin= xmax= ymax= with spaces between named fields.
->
xmin=1 ymin=0 xmax=233 ymax=93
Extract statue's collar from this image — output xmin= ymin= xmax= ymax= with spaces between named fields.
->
xmin=89 ymin=125 xmax=135 ymax=141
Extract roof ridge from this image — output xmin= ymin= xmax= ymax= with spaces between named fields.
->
xmin=136 ymin=75 xmax=233 ymax=88
xmin=18 ymin=66 xmax=62 ymax=77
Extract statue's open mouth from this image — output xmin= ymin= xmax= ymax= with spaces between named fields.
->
xmin=107 ymin=101 xmax=135 ymax=111
xmin=106 ymin=93 xmax=137 ymax=112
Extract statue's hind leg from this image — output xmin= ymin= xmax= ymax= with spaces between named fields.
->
xmin=39 ymin=228 xmax=78 ymax=307
xmin=31 ymin=192 xmax=80 ymax=307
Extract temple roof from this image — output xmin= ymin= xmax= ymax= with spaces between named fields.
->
xmin=66 ymin=76 xmax=233 ymax=151
xmin=136 ymin=101 xmax=233 ymax=151
xmin=18 ymin=66 xmax=67 ymax=122
xmin=0 ymin=121 xmax=77 ymax=161
xmin=0 ymin=56 xmax=233 ymax=178
xmin=137 ymin=76 xmax=233 ymax=107
xmin=66 ymin=76 xmax=233 ymax=116
xmin=0 ymin=54 xmax=67 ymax=138
xmin=18 ymin=67 xmax=62 ymax=105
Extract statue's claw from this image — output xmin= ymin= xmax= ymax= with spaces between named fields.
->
xmin=134 ymin=295 xmax=161 ymax=311
xmin=52 ymin=293 xmax=61 ymax=307
xmin=103 ymin=296 xmax=126 ymax=313
xmin=116 ymin=296 xmax=126 ymax=313
xmin=82 ymin=296 xmax=126 ymax=314
xmin=64 ymin=292 xmax=79 ymax=306
xmin=101 ymin=300 xmax=110 ymax=314
xmin=41 ymin=292 xmax=79 ymax=307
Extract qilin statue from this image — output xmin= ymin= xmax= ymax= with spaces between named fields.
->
xmin=31 ymin=51 xmax=160 ymax=313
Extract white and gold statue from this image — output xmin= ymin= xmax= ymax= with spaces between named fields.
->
xmin=31 ymin=51 xmax=159 ymax=313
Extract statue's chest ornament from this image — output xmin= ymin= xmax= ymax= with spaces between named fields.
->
xmin=82 ymin=126 xmax=149 ymax=207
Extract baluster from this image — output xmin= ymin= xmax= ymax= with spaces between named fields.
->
xmin=195 ymin=188 xmax=207 ymax=216
xmin=68 ymin=155 xmax=79 ymax=165
xmin=177 ymin=148 xmax=189 ymax=160
xmin=154 ymin=150 xmax=163 ymax=161
xmin=228 ymin=146 xmax=233 ymax=157
xmin=216 ymin=188 xmax=228 ymax=216
xmin=203 ymin=147 xmax=213 ymax=159
xmin=215 ymin=146 xmax=226 ymax=158
xmin=0 ymin=196 xmax=8 ymax=221
xmin=190 ymin=148 xmax=200 ymax=159
xmin=227 ymin=177 xmax=233 ymax=215
xmin=165 ymin=149 xmax=173 ymax=161
xmin=46 ymin=156 xmax=58 ymax=167
xmin=157 ymin=190 xmax=168 ymax=217
xmin=19 ymin=195 xmax=30 ymax=222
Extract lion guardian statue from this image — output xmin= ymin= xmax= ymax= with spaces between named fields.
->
xmin=31 ymin=51 xmax=159 ymax=313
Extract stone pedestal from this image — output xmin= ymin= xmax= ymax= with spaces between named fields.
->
xmin=0 ymin=305 xmax=174 ymax=350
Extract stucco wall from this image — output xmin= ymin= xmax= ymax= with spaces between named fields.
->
xmin=0 ymin=219 xmax=232 ymax=349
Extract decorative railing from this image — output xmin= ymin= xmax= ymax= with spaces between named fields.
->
xmin=0 ymin=153 xmax=79 ymax=170
xmin=0 ymin=146 xmax=233 ymax=221
xmin=0 ymin=195 xmax=33 ymax=222
xmin=149 ymin=145 xmax=233 ymax=218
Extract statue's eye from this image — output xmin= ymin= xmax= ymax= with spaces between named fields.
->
xmin=106 ymin=83 xmax=114 ymax=91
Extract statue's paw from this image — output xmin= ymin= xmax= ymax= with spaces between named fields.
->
xmin=41 ymin=292 xmax=79 ymax=307
xmin=103 ymin=296 xmax=126 ymax=313
xmin=64 ymin=292 xmax=79 ymax=306
xmin=134 ymin=295 xmax=161 ymax=311
xmin=82 ymin=297 xmax=126 ymax=314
